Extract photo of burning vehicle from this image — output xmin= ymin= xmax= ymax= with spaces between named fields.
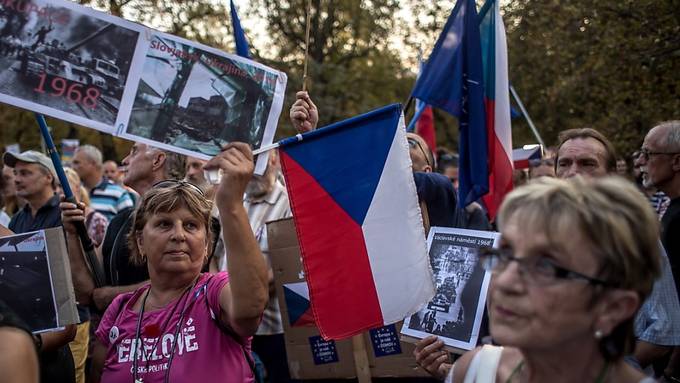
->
xmin=124 ymin=33 xmax=286 ymax=158
xmin=0 ymin=0 xmax=138 ymax=125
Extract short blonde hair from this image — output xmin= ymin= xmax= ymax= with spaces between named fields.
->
xmin=497 ymin=176 xmax=661 ymax=360
xmin=63 ymin=167 xmax=90 ymax=206
xmin=128 ymin=182 xmax=213 ymax=266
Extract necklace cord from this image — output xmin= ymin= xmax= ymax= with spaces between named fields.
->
xmin=131 ymin=280 xmax=198 ymax=383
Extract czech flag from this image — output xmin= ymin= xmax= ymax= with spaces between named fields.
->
xmin=283 ymin=282 xmax=315 ymax=327
xmin=479 ymin=0 xmax=513 ymax=220
xmin=279 ymin=104 xmax=435 ymax=340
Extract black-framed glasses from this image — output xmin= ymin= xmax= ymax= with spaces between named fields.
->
xmin=478 ymin=247 xmax=610 ymax=287
xmin=638 ymin=148 xmax=680 ymax=161
xmin=407 ymin=137 xmax=432 ymax=168
xmin=152 ymin=179 xmax=205 ymax=196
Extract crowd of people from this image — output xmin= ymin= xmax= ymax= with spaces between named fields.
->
xmin=0 ymin=91 xmax=678 ymax=383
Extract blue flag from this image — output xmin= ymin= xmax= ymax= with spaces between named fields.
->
xmin=410 ymin=0 xmax=488 ymax=207
xmin=230 ymin=0 xmax=250 ymax=58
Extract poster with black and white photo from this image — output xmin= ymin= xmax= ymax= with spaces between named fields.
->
xmin=0 ymin=0 xmax=288 ymax=174
xmin=0 ymin=228 xmax=78 ymax=333
xmin=401 ymin=227 xmax=499 ymax=352
xmin=0 ymin=0 xmax=146 ymax=133
xmin=118 ymin=32 xmax=286 ymax=173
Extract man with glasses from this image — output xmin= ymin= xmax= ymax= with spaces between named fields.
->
xmin=554 ymin=127 xmax=680 ymax=376
xmin=635 ymin=121 xmax=680 ymax=381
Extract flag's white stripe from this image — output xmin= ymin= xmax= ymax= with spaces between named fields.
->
xmin=494 ymin=0 xmax=513 ymax=161
xmin=284 ymin=281 xmax=310 ymax=300
xmin=362 ymin=114 xmax=435 ymax=324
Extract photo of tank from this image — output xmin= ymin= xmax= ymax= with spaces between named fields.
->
xmin=0 ymin=0 xmax=138 ymax=124
xmin=125 ymin=34 xmax=282 ymax=157
xmin=407 ymin=243 xmax=484 ymax=340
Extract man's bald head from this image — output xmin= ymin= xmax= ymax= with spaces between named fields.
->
xmin=406 ymin=132 xmax=434 ymax=173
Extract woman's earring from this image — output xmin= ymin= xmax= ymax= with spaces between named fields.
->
xmin=594 ymin=329 xmax=604 ymax=339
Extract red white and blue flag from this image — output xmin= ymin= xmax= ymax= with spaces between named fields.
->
xmin=278 ymin=104 xmax=435 ymax=340
xmin=283 ymin=282 xmax=315 ymax=327
xmin=479 ymin=0 xmax=513 ymax=220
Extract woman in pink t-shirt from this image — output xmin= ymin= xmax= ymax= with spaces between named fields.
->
xmin=84 ymin=143 xmax=268 ymax=383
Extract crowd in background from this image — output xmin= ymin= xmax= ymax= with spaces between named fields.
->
xmin=0 ymin=92 xmax=679 ymax=383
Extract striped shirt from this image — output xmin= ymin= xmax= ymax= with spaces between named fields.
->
xmin=217 ymin=180 xmax=292 ymax=335
xmin=89 ymin=178 xmax=134 ymax=221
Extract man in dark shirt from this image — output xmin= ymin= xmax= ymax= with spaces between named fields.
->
xmin=635 ymin=121 xmax=680 ymax=380
xmin=4 ymin=151 xmax=60 ymax=232
xmin=635 ymin=121 xmax=680 ymax=289
xmin=3 ymin=150 xmax=77 ymax=383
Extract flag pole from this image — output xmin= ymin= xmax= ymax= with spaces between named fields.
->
xmin=34 ymin=113 xmax=106 ymax=287
xmin=509 ymin=85 xmax=545 ymax=149
xmin=302 ymin=0 xmax=312 ymax=91
xmin=406 ymin=102 xmax=426 ymax=132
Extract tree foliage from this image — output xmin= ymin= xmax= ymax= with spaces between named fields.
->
xmin=248 ymin=0 xmax=414 ymax=138
xmin=504 ymin=0 xmax=680 ymax=156
xmin=0 ymin=0 xmax=677 ymax=161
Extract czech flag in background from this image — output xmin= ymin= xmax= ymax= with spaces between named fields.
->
xmin=283 ymin=282 xmax=315 ymax=327
xmin=278 ymin=104 xmax=435 ymax=340
xmin=479 ymin=0 xmax=513 ymax=220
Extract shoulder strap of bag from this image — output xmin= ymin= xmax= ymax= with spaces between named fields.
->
xmin=464 ymin=345 xmax=503 ymax=383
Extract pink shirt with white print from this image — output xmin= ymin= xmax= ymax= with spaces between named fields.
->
xmin=95 ymin=272 xmax=254 ymax=383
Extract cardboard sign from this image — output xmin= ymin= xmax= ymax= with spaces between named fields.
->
xmin=0 ymin=0 xmax=286 ymax=173
xmin=267 ymin=218 xmax=430 ymax=380
xmin=0 ymin=228 xmax=79 ymax=333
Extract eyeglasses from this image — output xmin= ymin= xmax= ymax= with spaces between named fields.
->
xmin=152 ymin=180 xmax=205 ymax=196
xmin=407 ymin=137 xmax=432 ymax=168
xmin=637 ymin=148 xmax=679 ymax=161
xmin=478 ymin=247 xmax=610 ymax=287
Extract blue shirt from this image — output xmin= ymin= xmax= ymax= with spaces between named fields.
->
xmin=634 ymin=242 xmax=680 ymax=346
xmin=89 ymin=178 xmax=134 ymax=221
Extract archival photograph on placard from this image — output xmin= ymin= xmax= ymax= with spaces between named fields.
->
xmin=0 ymin=230 xmax=59 ymax=332
xmin=0 ymin=0 xmax=143 ymax=131
xmin=121 ymin=32 xmax=287 ymax=162
xmin=401 ymin=227 xmax=500 ymax=352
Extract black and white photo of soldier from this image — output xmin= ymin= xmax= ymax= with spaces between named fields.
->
xmin=0 ymin=0 xmax=138 ymax=124
xmin=125 ymin=34 xmax=279 ymax=157
xmin=407 ymin=240 xmax=486 ymax=343
xmin=0 ymin=231 xmax=58 ymax=332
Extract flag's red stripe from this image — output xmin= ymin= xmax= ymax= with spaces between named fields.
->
xmin=280 ymin=151 xmax=384 ymax=339
xmin=483 ymin=99 xmax=513 ymax=219
xmin=416 ymin=106 xmax=436 ymax=152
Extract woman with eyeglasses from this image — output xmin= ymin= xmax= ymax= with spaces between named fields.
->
xmin=415 ymin=176 xmax=660 ymax=383
xmin=73 ymin=143 xmax=268 ymax=383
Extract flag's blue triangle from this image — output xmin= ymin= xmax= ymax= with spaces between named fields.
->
xmin=280 ymin=104 xmax=402 ymax=226
xmin=284 ymin=285 xmax=310 ymax=325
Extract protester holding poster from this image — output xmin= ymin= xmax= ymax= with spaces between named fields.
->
xmin=415 ymin=177 xmax=660 ymax=383
xmin=78 ymin=143 xmax=268 ymax=383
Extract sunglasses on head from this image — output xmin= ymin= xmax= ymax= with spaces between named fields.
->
xmin=152 ymin=180 xmax=205 ymax=196
xmin=529 ymin=158 xmax=555 ymax=167
xmin=407 ymin=137 xmax=432 ymax=168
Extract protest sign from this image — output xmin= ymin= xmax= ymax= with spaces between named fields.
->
xmin=60 ymin=138 xmax=79 ymax=164
xmin=0 ymin=0 xmax=286 ymax=173
xmin=267 ymin=218 xmax=430 ymax=380
xmin=0 ymin=228 xmax=79 ymax=333
xmin=401 ymin=227 xmax=500 ymax=353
